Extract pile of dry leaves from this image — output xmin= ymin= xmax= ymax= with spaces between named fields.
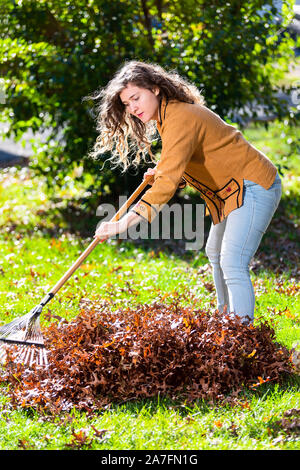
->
xmin=0 ymin=299 xmax=294 ymax=414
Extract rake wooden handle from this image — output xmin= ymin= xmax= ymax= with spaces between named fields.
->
xmin=49 ymin=175 xmax=153 ymax=296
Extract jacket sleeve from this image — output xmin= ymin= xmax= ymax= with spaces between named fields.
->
xmin=132 ymin=107 xmax=201 ymax=222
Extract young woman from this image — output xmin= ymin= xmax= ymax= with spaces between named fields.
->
xmin=88 ymin=60 xmax=282 ymax=322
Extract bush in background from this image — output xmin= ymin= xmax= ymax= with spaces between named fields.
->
xmin=0 ymin=0 xmax=298 ymax=210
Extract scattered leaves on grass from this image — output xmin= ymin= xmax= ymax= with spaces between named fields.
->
xmin=266 ymin=307 xmax=300 ymax=325
xmin=273 ymin=278 xmax=300 ymax=296
xmin=18 ymin=438 xmax=32 ymax=450
xmin=275 ymin=418 xmax=300 ymax=434
xmin=0 ymin=298 xmax=294 ymax=416
xmin=65 ymin=429 xmax=92 ymax=450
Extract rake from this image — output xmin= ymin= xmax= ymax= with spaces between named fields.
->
xmin=0 ymin=176 xmax=153 ymax=368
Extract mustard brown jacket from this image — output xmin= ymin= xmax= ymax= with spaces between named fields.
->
xmin=133 ymin=97 xmax=277 ymax=225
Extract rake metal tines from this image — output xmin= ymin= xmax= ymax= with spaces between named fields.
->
xmin=0 ymin=306 xmax=48 ymax=368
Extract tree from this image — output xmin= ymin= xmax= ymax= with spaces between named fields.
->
xmin=0 ymin=0 xmax=298 ymax=209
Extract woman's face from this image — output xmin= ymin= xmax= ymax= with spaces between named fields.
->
xmin=119 ymin=83 xmax=160 ymax=123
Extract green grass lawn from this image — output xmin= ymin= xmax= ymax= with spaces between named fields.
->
xmin=0 ymin=121 xmax=299 ymax=451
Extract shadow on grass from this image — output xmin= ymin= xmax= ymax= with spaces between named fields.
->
xmin=251 ymin=192 xmax=300 ymax=277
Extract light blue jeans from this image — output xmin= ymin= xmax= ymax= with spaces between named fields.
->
xmin=205 ymin=173 xmax=282 ymax=322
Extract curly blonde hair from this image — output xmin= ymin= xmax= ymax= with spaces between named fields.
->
xmin=83 ymin=60 xmax=205 ymax=171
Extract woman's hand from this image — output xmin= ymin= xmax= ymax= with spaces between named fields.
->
xmin=94 ymin=211 xmax=143 ymax=241
xmin=94 ymin=221 xmax=123 ymax=241
xmin=143 ymin=166 xmax=157 ymax=185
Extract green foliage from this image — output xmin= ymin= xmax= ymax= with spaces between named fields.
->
xmin=0 ymin=0 xmax=298 ymax=207
xmin=244 ymin=119 xmax=300 ymax=177
xmin=0 ymin=166 xmax=299 ymax=450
